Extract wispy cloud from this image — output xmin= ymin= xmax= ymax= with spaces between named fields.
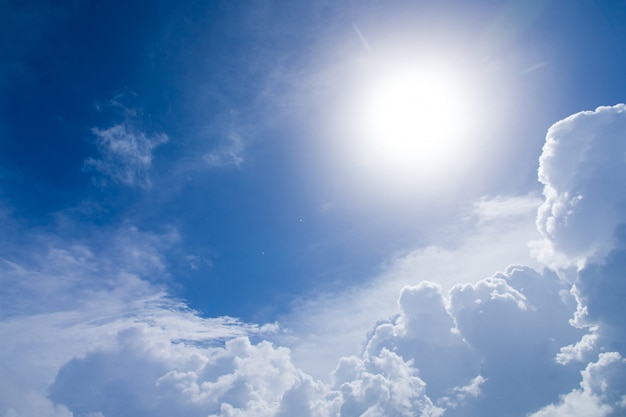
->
xmin=203 ymin=132 xmax=245 ymax=168
xmin=352 ymin=23 xmax=372 ymax=52
xmin=84 ymin=122 xmax=168 ymax=188
xmin=85 ymin=97 xmax=168 ymax=188
xmin=472 ymin=194 xmax=542 ymax=220
xmin=521 ymin=61 xmax=548 ymax=74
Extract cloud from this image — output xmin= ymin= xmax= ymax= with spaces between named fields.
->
xmin=0 ymin=222 xmax=268 ymax=417
xmin=342 ymin=266 xmax=583 ymax=416
xmin=447 ymin=267 xmax=583 ymax=416
xmin=529 ymin=104 xmax=626 ymax=416
xmin=549 ymin=228 xmax=626 ymax=411
xmin=574 ymin=228 xmax=626 ymax=335
xmin=16 ymin=263 xmax=579 ymax=417
xmin=529 ymin=352 xmax=626 ymax=417
xmin=534 ymin=104 xmax=626 ymax=270
xmin=203 ymin=133 xmax=245 ymax=168
xmin=49 ymin=331 xmax=299 ymax=417
xmin=84 ymin=121 xmax=168 ymax=188
xmin=472 ymin=193 xmax=542 ymax=220
xmin=48 ymin=328 xmax=444 ymax=417
xmin=5 ymin=104 xmax=626 ymax=417
xmin=0 ymin=261 xmax=591 ymax=417
xmin=521 ymin=61 xmax=548 ymax=75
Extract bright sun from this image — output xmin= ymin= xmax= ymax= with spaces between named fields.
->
xmin=352 ymin=62 xmax=472 ymax=181
xmin=319 ymin=46 xmax=486 ymax=202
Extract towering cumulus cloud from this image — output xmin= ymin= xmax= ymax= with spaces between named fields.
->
xmin=528 ymin=104 xmax=626 ymax=416
xmin=535 ymin=104 xmax=626 ymax=270
xmin=3 ymin=105 xmax=626 ymax=416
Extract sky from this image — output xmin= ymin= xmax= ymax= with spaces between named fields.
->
xmin=2 ymin=0 xmax=626 ymax=416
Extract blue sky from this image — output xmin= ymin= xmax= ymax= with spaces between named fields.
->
xmin=2 ymin=1 xmax=626 ymax=416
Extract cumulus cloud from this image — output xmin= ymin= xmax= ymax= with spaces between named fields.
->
xmin=529 ymin=104 xmax=626 ymax=416
xmin=535 ymin=104 xmax=626 ymax=270
xmin=361 ymin=281 xmax=480 ymax=401
xmin=84 ymin=122 xmax=168 ymax=188
xmin=344 ymin=266 xmax=583 ymax=417
xmin=529 ymin=352 xmax=626 ymax=417
xmin=48 ymin=328 xmax=443 ymax=417
xmin=49 ymin=331 xmax=299 ymax=417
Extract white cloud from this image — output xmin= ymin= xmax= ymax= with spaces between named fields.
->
xmin=529 ymin=352 xmax=626 ymax=417
xmin=352 ymin=266 xmax=582 ymax=416
xmin=556 ymin=332 xmax=599 ymax=365
xmin=45 ymin=326 xmax=443 ymax=417
xmin=438 ymin=375 xmax=486 ymax=409
xmin=534 ymin=103 xmax=626 ymax=270
xmin=49 ymin=332 xmax=303 ymax=417
xmin=528 ymin=104 xmax=626 ymax=416
xmin=559 ymin=231 xmax=626 ymax=374
xmin=472 ymin=193 xmax=542 ymax=221
xmin=0 ymin=224 xmax=267 ymax=417
xmin=330 ymin=348 xmax=444 ymax=417
xmin=85 ymin=122 xmax=168 ymax=188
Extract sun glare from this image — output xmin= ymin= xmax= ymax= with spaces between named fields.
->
xmin=364 ymin=70 xmax=460 ymax=160
xmin=352 ymin=62 xmax=472 ymax=181
xmin=317 ymin=40 xmax=491 ymax=204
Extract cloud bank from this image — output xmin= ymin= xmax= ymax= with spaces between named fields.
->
xmin=3 ymin=104 xmax=626 ymax=416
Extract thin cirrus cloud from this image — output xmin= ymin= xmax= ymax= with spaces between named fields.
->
xmin=2 ymin=104 xmax=626 ymax=416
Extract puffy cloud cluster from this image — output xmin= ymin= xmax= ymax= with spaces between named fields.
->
xmin=50 ymin=330 xmax=299 ymax=417
xmin=360 ymin=266 xmax=582 ymax=416
xmin=47 ymin=327 xmax=445 ymax=417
